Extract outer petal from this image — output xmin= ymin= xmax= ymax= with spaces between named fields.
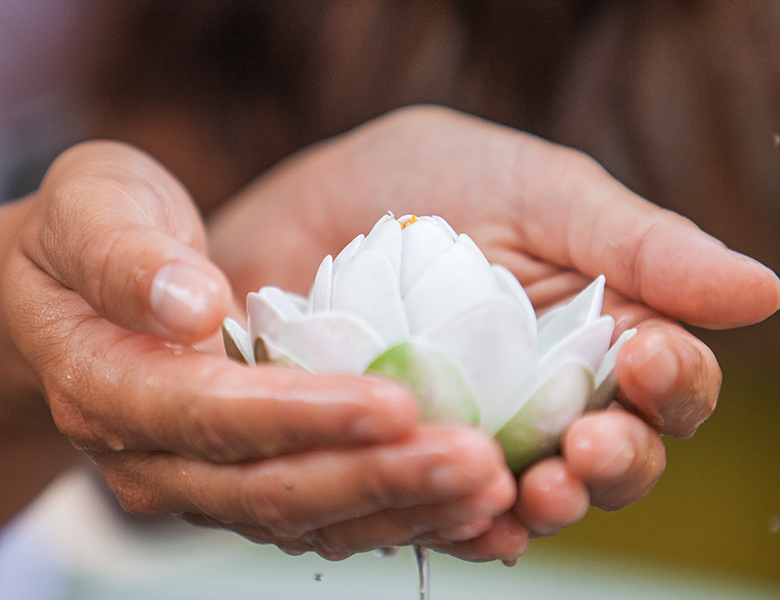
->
xmin=221 ymin=318 xmax=253 ymax=365
xmin=539 ymin=315 xmax=615 ymax=376
xmin=420 ymin=296 xmax=538 ymax=433
xmin=331 ymin=249 xmax=409 ymax=346
xmin=536 ymin=304 xmax=565 ymax=333
xmin=495 ymin=357 xmax=595 ymax=472
xmin=308 ymin=255 xmax=333 ymax=314
xmin=537 ymin=275 xmax=606 ymax=356
xmin=258 ymin=334 xmax=312 ymax=372
xmin=247 ymin=287 xmax=306 ymax=345
xmin=367 ymin=341 xmax=480 ymax=424
xmin=399 ymin=217 xmax=457 ymax=295
xmin=277 ymin=312 xmax=387 ymax=375
xmin=361 ymin=214 xmax=403 ymax=278
xmin=589 ymin=328 xmax=638 ymax=411
xmin=491 ymin=264 xmax=537 ymax=326
xmin=403 ymin=234 xmax=499 ymax=335
xmin=332 ymin=233 xmax=365 ymax=275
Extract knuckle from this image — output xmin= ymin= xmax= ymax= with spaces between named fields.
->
xmin=183 ymin=397 xmax=245 ymax=463
xmin=182 ymin=367 xmax=293 ymax=462
xmin=100 ymin=457 xmax=169 ymax=514
xmin=45 ymin=385 xmax=105 ymax=451
xmin=303 ymin=530 xmax=358 ymax=561
xmin=664 ymin=345 xmax=721 ymax=439
xmin=112 ymin=484 xmax=167 ymax=514
xmin=238 ymin=475 xmax=311 ymax=538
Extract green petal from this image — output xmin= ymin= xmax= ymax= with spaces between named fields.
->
xmin=495 ymin=357 xmax=594 ymax=472
xmin=366 ymin=342 xmax=480 ymax=424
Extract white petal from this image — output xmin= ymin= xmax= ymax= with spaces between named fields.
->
xmin=331 ymin=249 xmax=409 ymax=346
xmin=539 ymin=315 xmax=615 ymax=376
xmin=332 ymin=234 xmax=365 ymax=276
xmin=247 ymin=287 xmax=305 ymax=344
xmin=495 ymin=357 xmax=594 ymax=472
xmin=308 ymin=255 xmax=333 ymax=314
xmin=537 ymin=275 xmax=606 ymax=356
xmin=491 ymin=264 xmax=537 ymax=326
xmin=259 ymin=334 xmax=313 ymax=372
xmin=589 ymin=328 xmax=638 ymax=411
xmin=361 ymin=214 xmax=403 ymax=278
xmin=425 ymin=215 xmax=459 ymax=241
xmin=403 ymin=234 xmax=499 ymax=335
xmin=278 ymin=312 xmax=386 ymax=375
xmin=366 ymin=341 xmax=480 ymax=424
xmin=399 ymin=217 xmax=458 ymax=295
xmin=420 ymin=297 xmax=538 ymax=433
xmin=536 ymin=305 xmax=565 ymax=332
xmin=222 ymin=318 xmax=253 ymax=364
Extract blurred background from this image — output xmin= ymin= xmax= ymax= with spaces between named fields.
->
xmin=1 ymin=0 xmax=778 ymax=596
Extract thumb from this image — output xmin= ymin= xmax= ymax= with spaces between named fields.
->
xmin=22 ymin=141 xmax=232 ymax=343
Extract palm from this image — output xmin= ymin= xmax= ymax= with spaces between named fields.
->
xmin=206 ymin=106 xmax=778 ymax=549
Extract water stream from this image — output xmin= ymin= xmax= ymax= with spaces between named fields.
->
xmin=413 ymin=545 xmax=430 ymax=600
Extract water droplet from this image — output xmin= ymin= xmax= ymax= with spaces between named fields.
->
xmin=374 ymin=546 xmax=399 ymax=558
xmin=165 ymin=342 xmax=186 ymax=355
xmin=182 ymin=470 xmax=187 ymax=476
xmin=313 ymin=573 xmax=323 ymax=582
xmin=284 ymin=480 xmax=294 ymax=490
xmin=106 ymin=437 xmax=125 ymax=452
xmin=773 ymin=133 xmax=780 ymax=148
xmin=769 ymin=515 xmax=780 ymax=534
xmin=65 ymin=374 xmax=72 ymax=380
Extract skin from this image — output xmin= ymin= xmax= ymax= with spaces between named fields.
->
xmin=1 ymin=106 xmax=777 ymax=565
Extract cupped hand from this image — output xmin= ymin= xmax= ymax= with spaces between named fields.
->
xmin=208 ymin=105 xmax=780 ymax=561
xmin=0 ymin=140 xmax=515 ymax=560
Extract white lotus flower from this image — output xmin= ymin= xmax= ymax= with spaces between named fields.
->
xmin=223 ymin=214 xmax=636 ymax=472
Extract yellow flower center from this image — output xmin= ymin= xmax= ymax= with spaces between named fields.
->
xmin=400 ymin=215 xmax=419 ymax=229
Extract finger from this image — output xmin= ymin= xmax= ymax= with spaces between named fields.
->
xmin=425 ymin=512 xmax=530 ymax=565
xmin=97 ymin=426 xmax=513 ymax=541
xmin=563 ymin=409 xmax=667 ymax=511
xmin=507 ymin=139 xmax=780 ymax=328
xmin=20 ymin=140 xmax=231 ymax=342
xmin=514 ymin=457 xmax=590 ymax=537
xmin=179 ymin=513 xmax=319 ymax=558
xmin=228 ymin=470 xmax=515 ymax=560
xmin=7 ymin=250 xmax=417 ymax=460
xmin=295 ymin=468 xmax=516 ymax=557
xmin=616 ymin=321 xmax=721 ymax=438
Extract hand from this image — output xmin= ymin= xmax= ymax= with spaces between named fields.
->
xmin=0 ymin=140 xmax=516 ymax=559
xmin=208 ymin=105 xmax=780 ymax=562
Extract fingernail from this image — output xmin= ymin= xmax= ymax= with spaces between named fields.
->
xmin=428 ymin=465 xmax=476 ymax=496
xmin=704 ymin=239 xmax=780 ymax=312
xmin=350 ymin=414 xmax=407 ymax=442
xmin=437 ymin=519 xmax=492 ymax=541
xmin=593 ymin=438 xmax=635 ymax=479
xmin=442 ymin=472 xmax=515 ymax=521
xmin=632 ymin=336 xmax=680 ymax=398
xmin=150 ymin=263 xmax=220 ymax=334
